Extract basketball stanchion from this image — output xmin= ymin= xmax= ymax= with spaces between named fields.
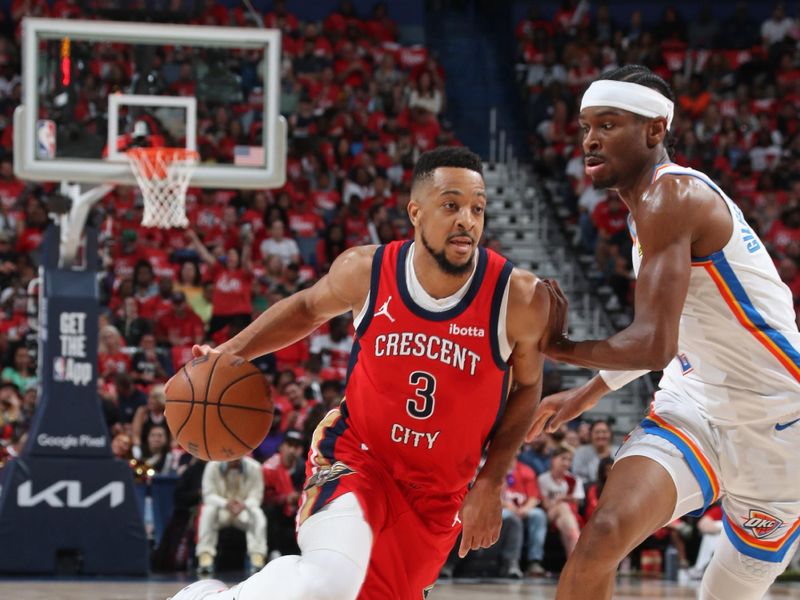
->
xmin=0 ymin=226 xmax=149 ymax=575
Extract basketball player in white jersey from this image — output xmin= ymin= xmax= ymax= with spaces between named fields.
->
xmin=528 ymin=65 xmax=800 ymax=599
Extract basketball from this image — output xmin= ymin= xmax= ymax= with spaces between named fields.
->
xmin=164 ymin=353 xmax=273 ymax=462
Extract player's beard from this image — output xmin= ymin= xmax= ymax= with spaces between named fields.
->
xmin=420 ymin=231 xmax=475 ymax=276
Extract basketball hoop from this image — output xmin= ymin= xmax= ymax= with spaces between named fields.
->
xmin=127 ymin=147 xmax=199 ymax=228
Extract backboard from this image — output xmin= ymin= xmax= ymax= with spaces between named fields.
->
xmin=14 ymin=17 xmax=286 ymax=189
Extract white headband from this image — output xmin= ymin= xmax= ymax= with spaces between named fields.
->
xmin=580 ymin=80 xmax=674 ymax=130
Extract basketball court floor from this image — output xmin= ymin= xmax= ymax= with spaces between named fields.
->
xmin=2 ymin=578 xmax=800 ymax=599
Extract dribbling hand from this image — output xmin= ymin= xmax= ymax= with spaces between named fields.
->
xmin=458 ymin=479 xmax=502 ymax=558
xmin=191 ymin=344 xmax=219 ymax=358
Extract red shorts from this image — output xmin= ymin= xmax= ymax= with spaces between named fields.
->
xmin=298 ymin=407 xmax=465 ymax=600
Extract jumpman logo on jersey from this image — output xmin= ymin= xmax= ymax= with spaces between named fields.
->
xmin=452 ymin=512 xmax=462 ymax=528
xmin=374 ymin=296 xmax=396 ymax=323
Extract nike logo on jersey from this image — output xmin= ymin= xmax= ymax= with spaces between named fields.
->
xmin=374 ymin=296 xmax=396 ymax=323
xmin=775 ymin=418 xmax=800 ymax=431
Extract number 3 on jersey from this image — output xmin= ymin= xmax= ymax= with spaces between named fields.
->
xmin=407 ymin=371 xmax=436 ymax=419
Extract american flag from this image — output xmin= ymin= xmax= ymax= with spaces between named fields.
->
xmin=234 ymin=145 xmax=265 ymax=167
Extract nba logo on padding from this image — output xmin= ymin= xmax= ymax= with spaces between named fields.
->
xmin=742 ymin=509 xmax=783 ymax=539
xmin=52 ymin=356 xmax=66 ymax=382
xmin=36 ymin=119 xmax=56 ymax=159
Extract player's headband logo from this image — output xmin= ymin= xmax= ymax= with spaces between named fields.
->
xmin=580 ymin=80 xmax=674 ymax=131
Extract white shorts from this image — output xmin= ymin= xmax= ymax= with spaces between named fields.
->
xmin=616 ymin=388 xmax=800 ymax=563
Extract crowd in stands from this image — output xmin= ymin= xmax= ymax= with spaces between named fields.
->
xmin=0 ymin=0 xmax=541 ymax=579
xmin=0 ymin=0 xmax=761 ymax=580
xmin=0 ymin=0 xmax=453 ymax=463
xmin=513 ymin=0 xmax=800 ymax=576
xmin=518 ymin=0 xmax=800 ymax=323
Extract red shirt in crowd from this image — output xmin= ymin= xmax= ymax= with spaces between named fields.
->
xmin=209 ymin=263 xmax=253 ymax=317
xmin=155 ymin=309 xmax=204 ymax=347
xmin=766 ymin=220 xmax=800 ymax=255
xmin=592 ymin=197 xmax=628 ymax=237
xmin=16 ymin=227 xmax=44 ymax=254
xmin=262 ymin=454 xmax=299 ymax=517
xmin=189 ymin=204 xmax=224 ymax=235
xmin=99 ymin=352 xmax=131 ymax=379
xmin=274 ymin=339 xmax=309 ymax=371
xmin=0 ymin=179 xmax=24 ymax=209
xmin=584 ymin=483 xmax=602 ymax=521
xmin=312 ymin=188 xmax=342 ymax=213
xmin=503 ymin=459 xmax=542 ymax=508
xmin=288 ymin=206 xmax=325 ymax=239
xmin=0 ymin=313 xmax=27 ymax=341
xmin=139 ymin=294 xmax=173 ymax=321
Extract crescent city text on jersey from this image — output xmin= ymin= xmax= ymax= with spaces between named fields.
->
xmin=373 ymin=331 xmax=482 ymax=376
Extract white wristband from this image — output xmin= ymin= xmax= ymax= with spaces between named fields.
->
xmin=598 ymin=369 xmax=650 ymax=391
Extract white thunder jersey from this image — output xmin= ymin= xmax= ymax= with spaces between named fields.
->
xmin=629 ymin=163 xmax=800 ymax=426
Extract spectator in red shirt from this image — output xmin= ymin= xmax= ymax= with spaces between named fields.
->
xmin=188 ymin=189 xmax=224 ymax=237
xmin=187 ymin=227 xmax=253 ymax=335
xmin=312 ymin=171 xmax=342 ymax=224
xmin=98 ymin=324 xmax=131 ymax=379
xmin=169 ymin=63 xmax=196 ymax=97
xmin=342 ymin=196 xmax=370 ymax=245
xmin=591 ymin=192 xmax=629 ymax=249
xmin=767 ymin=207 xmax=800 ymax=256
xmin=778 ymin=257 xmax=800 ymax=302
xmin=502 ymin=454 xmax=549 ymax=577
xmin=288 ymin=198 xmax=325 ymax=267
xmin=262 ymin=429 xmax=305 ymax=557
xmin=365 ymin=2 xmax=398 ymax=42
xmin=15 ymin=199 xmax=48 ymax=255
xmin=591 ymin=191 xmax=627 ymax=234
xmin=0 ymin=158 xmax=23 ymax=209
xmin=409 ymin=107 xmax=441 ymax=152
xmin=156 ymin=291 xmax=205 ymax=348
xmin=281 ymin=381 xmax=316 ymax=432
xmin=139 ymin=275 xmax=174 ymax=321
xmin=309 ymin=316 xmax=353 ymax=381
xmin=583 ymin=456 xmax=614 ymax=522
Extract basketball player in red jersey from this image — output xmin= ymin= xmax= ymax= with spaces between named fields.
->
xmin=170 ymin=146 xmax=553 ymax=600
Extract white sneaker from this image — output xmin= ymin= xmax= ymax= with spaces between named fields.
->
xmin=168 ymin=579 xmax=228 ymax=600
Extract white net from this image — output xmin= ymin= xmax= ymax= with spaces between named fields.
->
xmin=127 ymin=148 xmax=199 ymax=228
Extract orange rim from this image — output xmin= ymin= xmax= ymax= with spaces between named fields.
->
xmin=127 ymin=147 xmax=199 ymax=179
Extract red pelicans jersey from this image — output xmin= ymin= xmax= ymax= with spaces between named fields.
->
xmin=343 ymin=239 xmax=513 ymax=492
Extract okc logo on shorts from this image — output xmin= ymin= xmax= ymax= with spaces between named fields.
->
xmin=742 ymin=509 xmax=783 ymax=539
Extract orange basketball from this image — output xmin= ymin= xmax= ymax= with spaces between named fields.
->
xmin=164 ymin=353 xmax=273 ymax=461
